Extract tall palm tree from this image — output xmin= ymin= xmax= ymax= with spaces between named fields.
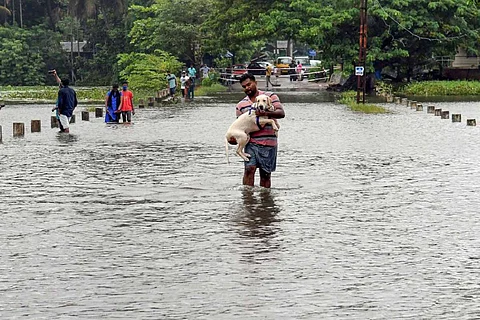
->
xmin=68 ymin=0 xmax=126 ymax=19
xmin=0 ymin=3 xmax=10 ymax=25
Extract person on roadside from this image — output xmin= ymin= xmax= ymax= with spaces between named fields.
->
xmin=117 ymin=81 xmax=135 ymax=123
xmin=166 ymin=71 xmax=177 ymax=98
xmin=200 ymin=64 xmax=210 ymax=79
xmin=105 ymin=84 xmax=121 ymax=123
xmin=187 ymin=65 xmax=197 ymax=99
xmin=56 ymin=78 xmax=78 ymax=133
xmin=265 ymin=64 xmax=274 ymax=89
xmin=289 ymin=61 xmax=297 ymax=81
xmin=235 ymin=73 xmax=285 ymax=188
xmin=180 ymin=71 xmax=189 ymax=99
xmin=50 ymin=70 xmax=66 ymax=132
xmin=296 ymin=61 xmax=303 ymax=81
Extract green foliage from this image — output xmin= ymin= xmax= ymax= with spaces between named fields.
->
xmin=339 ymin=91 xmax=388 ymax=114
xmin=117 ymin=50 xmax=183 ymax=92
xmin=195 ymin=83 xmax=227 ymax=96
xmin=0 ymin=86 xmax=108 ymax=103
xmin=376 ymin=81 xmax=394 ymax=96
xmin=0 ymin=26 xmax=66 ymax=86
xmin=401 ymin=80 xmax=480 ymax=95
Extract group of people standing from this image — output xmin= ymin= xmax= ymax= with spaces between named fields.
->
xmin=104 ymin=81 xmax=135 ymax=124
xmin=288 ymin=61 xmax=304 ymax=81
xmin=166 ymin=65 xmax=199 ymax=100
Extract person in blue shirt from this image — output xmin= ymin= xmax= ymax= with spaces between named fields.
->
xmin=105 ymin=84 xmax=121 ymax=123
xmin=57 ymin=78 xmax=78 ymax=133
xmin=187 ymin=65 xmax=197 ymax=99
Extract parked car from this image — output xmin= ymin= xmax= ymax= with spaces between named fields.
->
xmin=275 ymin=56 xmax=292 ymax=74
xmin=257 ymin=61 xmax=273 ymax=69
xmin=247 ymin=62 xmax=266 ymax=76
xmin=226 ymin=64 xmax=247 ymax=79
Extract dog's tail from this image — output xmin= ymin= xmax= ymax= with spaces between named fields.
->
xmin=225 ymin=137 xmax=230 ymax=164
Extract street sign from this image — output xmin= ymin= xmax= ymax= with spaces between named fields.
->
xmin=355 ymin=66 xmax=364 ymax=76
xmin=308 ymin=49 xmax=316 ymax=57
xmin=277 ymin=40 xmax=288 ymax=49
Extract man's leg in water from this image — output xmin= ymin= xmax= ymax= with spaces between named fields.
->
xmin=259 ymin=168 xmax=271 ymax=188
xmin=243 ymin=165 xmax=256 ymax=186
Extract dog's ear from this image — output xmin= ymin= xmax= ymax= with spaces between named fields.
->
xmin=267 ymin=96 xmax=273 ymax=108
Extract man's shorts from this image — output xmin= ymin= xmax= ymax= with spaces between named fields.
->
xmin=169 ymin=87 xmax=176 ymax=95
xmin=58 ymin=114 xmax=70 ymax=129
xmin=244 ymin=143 xmax=277 ymax=173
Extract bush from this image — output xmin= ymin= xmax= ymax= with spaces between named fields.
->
xmin=117 ymin=50 xmax=183 ymax=92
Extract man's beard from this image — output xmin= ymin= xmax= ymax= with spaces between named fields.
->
xmin=246 ymin=89 xmax=257 ymax=98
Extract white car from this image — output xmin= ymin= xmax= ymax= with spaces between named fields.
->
xmin=257 ymin=61 xmax=273 ymax=69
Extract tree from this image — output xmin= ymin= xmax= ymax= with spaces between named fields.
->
xmin=129 ymin=0 xmax=216 ymax=66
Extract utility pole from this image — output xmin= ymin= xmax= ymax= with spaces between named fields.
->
xmin=356 ymin=0 xmax=368 ymax=104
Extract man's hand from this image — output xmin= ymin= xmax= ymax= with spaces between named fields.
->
xmin=132 ymin=110 xmax=135 ymax=116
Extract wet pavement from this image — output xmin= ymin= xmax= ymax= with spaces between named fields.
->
xmin=0 ymin=90 xmax=479 ymax=319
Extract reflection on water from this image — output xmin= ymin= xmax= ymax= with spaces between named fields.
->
xmin=1 ymin=96 xmax=480 ymax=319
xmin=55 ymin=132 xmax=79 ymax=144
xmin=236 ymin=188 xmax=281 ymax=239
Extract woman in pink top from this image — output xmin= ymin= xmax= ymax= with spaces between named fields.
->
xmin=296 ymin=61 xmax=303 ymax=81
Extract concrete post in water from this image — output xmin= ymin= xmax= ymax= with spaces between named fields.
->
xmin=95 ymin=107 xmax=103 ymax=118
xmin=0 ymin=125 xmax=2 ymax=143
xmin=51 ymin=115 xmax=58 ymax=128
xmin=394 ymin=97 xmax=401 ymax=104
xmin=70 ymin=114 xmax=76 ymax=124
xmin=410 ymin=101 xmax=417 ymax=109
xmin=427 ymin=105 xmax=435 ymax=114
xmin=401 ymin=98 xmax=408 ymax=105
xmin=452 ymin=114 xmax=461 ymax=123
xmin=31 ymin=120 xmax=41 ymax=133
xmin=441 ymin=111 xmax=449 ymax=119
xmin=82 ymin=111 xmax=89 ymax=121
xmin=434 ymin=109 xmax=442 ymax=116
xmin=467 ymin=119 xmax=476 ymax=126
xmin=416 ymin=104 xmax=423 ymax=111
xmin=148 ymin=97 xmax=154 ymax=107
xmin=13 ymin=123 xmax=25 ymax=137
xmin=386 ymin=95 xmax=394 ymax=103
xmin=138 ymin=99 xmax=145 ymax=109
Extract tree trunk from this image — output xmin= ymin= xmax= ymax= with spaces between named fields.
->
xmin=18 ymin=0 xmax=21 ymax=27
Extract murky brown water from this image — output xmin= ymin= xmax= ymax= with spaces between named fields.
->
xmin=1 ymin=92 xmax=479 ymax=319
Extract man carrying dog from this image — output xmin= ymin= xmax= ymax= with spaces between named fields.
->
xmin=236 ymin=73 xmax=285 ymax=188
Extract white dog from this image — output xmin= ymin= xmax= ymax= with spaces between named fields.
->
xmin=225 ymin=94 xmax=279 ymax=163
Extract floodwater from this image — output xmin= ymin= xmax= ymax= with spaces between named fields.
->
xmin=1 ymin=91 xmax=479 ymax=319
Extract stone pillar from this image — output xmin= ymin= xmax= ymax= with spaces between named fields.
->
xmin=51 ymin=115 xmax=59 ymax=128
xmin=13 ymin=123 xmax=25 ymax=137
xmin=441 ymin=111 xmax=449 ymax=119
xmin=95 ymin=107 xmax=103 ymax=118
xmin=434 ymin=109 xmax=442 ymax=116
xmin=427 ymin=106 xmax=435 ymax=114
xmin=452 ymin=114 xmax=461 ymax=123
xmin=416 ymin=104 xmax=423 ymax=112
xmin=31 ymin=120 xmax=41 ymax=133
xmin=467 ymin=119 xmax=476 ymax=126
xmin=82 ymin=111 xmax=90 ymax=121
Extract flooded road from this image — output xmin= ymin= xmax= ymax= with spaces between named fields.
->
xmin=1 ymin=92 xmax=479 ymax=319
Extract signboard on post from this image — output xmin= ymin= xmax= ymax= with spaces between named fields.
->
xmin=308 ymin=49 xmax=316 ymax=57
xmin=355 ymin=66 xmax=364 ymax=76
xmin=276 ymin=40 xmax=288 ymax=49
